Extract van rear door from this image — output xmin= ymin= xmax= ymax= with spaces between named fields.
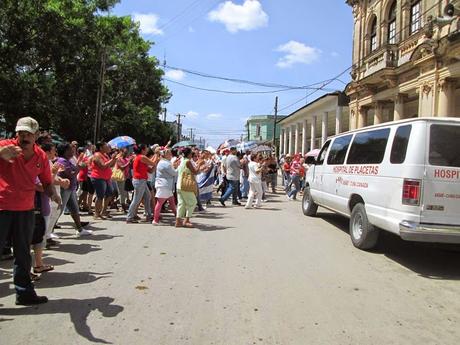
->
xmin=422 ymin=123 xmax=460 ymax=226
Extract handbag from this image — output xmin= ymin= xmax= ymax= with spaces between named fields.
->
xmin=181 ymin=170 xmax=197 ymax=194
xmin=112 ymin=166 xmax=125 ymax=182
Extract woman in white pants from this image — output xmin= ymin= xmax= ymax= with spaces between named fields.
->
xmin=245 ymin=153 xmax=263 ymax=209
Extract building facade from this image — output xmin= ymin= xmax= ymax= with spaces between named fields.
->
xmin=278 ymin=92 xmax=350 ymax=156
xmin=346 ymin=0 xmax=460 ymax=129
xmin=245 ymin=115 xmax=287 ymax=142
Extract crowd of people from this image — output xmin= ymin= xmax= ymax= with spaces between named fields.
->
xmin=0 ymin=116 xmax=295 ymax=306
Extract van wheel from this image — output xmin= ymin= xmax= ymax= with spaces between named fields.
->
xmin=302 ymin=186 xmax=318 ymax=216
xmin=350 ymin=203 xmax=379 ymax=250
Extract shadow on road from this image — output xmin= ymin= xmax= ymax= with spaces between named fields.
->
xmin=195 ymin=223 xmax=233 ymax=232
xmin=35 ymin=271 xmax=112 ymax=289
xmin=317 ymin=212 xmax=460 ymax=280
xmin=0 ymin=296 xmax=123 ymax=343
xmin=51 ymin=243 xmax=102 ymax=255
xmin=0 ymin=281 xmax=13 ymax=299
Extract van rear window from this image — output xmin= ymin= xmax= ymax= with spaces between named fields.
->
xmin=346 ymin=128 xmax=390 ymax=164
xmin=390 ymin=125 xmax=411 ymax=164
xmin=429 ymin=125 xmax=460 ymax=167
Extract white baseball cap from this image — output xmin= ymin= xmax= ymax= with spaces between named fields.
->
xmin=15 ymin=116 xmax=39 ymax=134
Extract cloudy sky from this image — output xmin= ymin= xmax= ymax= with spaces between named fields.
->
xmin=113 ymin=0 xmax=353 ymax=147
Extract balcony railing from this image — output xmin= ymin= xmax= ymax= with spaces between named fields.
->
xmin=360 ymin=44 xmax=399 ymax=78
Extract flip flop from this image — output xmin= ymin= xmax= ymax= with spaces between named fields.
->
xmin=33 ymin=265 xmax=54 ymax=274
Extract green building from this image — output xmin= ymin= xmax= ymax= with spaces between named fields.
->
xmin=245 ymin=115 xmax=286 ymax=142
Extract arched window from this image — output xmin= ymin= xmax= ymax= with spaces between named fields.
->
xmin=370 ymin=17 xmax=377 ymax=52
xmin=388 ymin=1 xmax=397 ymax=44
xmin=410 ymin=1 xmax=421 ymax=34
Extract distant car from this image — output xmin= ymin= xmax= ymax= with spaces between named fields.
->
xmin=303 ymin=117 xmax=460 ymax=250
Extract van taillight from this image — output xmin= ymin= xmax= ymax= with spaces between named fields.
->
xmin=402 ymin=179 xmax=421 ymax=206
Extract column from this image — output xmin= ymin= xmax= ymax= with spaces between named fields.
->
xmin=419 ymin=83 xmax=434 ymax=118
xmin=283 ymin=128 xmax=288 ymax=155
xmin=294 ymin=123 xmax=300 ymax=153
xmin=335 ymin=106 xmax=343 ymax=134
xmin=394 ymin=94 xmax=405 ymax=121
xmin=302 ymin=120 xmax=307 ymax=154
xmin=310 ymin=116 xmax=317 ymax=150
xmin=289 ymin=125 xmax=294 ymax=154
xmin=374 ymin=101 xmax=383 ymax=125
xmin=358 ymin=106 xmax=367 ymax=128
xmin=321 ymin=112 xmax=328 ymax=146
xmin=438 ymin=79 xmax=455 ymax=117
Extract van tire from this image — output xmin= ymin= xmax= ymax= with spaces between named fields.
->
xmin=302 ymin=186 xmax=318 ymax=216
xmin=350 ymin=203 xmax=379 ymax=250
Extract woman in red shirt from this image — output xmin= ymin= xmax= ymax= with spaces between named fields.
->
xmin=126 ymin=144 xmax=160 ymax=223
xmin=90 ymin=142 xmax=120 ymax=219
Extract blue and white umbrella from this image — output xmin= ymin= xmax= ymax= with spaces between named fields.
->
xmin=237 ymin=141 xmax=258 ymax=152
xmin=108 ymin=136 xmax=136 ymax=149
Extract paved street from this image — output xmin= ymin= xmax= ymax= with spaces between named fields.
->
xmin=1 ymin=191 xmax=460 ymax=345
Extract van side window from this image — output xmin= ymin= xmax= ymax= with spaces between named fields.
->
xmin=429 ymin=124 xmax=460 ymax=167
xmin=346 ymin=128 xmax=390 ymax=164
xmin=327 ymin=135 xmax=353 ymax=165
xmin=390 ymin=125 xmax=412 ymax=164
xmin=316 ymin=140 xmax=331 ymax=165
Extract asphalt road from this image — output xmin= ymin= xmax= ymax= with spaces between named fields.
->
xmin=1 ymin=191 xmax=460 ymax=345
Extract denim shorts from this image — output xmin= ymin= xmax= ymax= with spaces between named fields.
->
xmin=91 ymin=178 xmax=114 ymax=199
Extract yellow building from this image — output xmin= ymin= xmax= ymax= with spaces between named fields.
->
xmin=346 ymin=0 xmax=460 ymax=129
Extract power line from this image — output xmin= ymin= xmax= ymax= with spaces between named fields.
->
xmin=163 ymin=78 xmax=336 ymax=95
xmin=163 ymin=64 xmax=330 ymax=90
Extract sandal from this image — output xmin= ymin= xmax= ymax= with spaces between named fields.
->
xmin=30 ymin=272 xmax=40 ymax=281
xmin=183 ymin=222 xmax=194 ymax=228
xmin=33 ymin=265 xmax=54 ymax=274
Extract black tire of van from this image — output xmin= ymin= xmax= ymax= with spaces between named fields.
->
xmin=350 ymin=203 xmax=380 ymax=250
xmin=302 ymin=186 xmax=318 ymax=216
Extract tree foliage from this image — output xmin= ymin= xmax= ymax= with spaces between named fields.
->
xmin=0 ymin=0 xmax=172 ymax=144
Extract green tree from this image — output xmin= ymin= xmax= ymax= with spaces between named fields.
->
xmin=0 ymin=0 xmax=171 ymax=144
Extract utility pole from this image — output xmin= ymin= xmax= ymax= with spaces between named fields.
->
xmin=175 ymin=113 xmax=185 ymax=141
xmin=272 ymin=96 xmax=278 ymax=152
xmin=163 ymin=108 xmax=167 ymax=123
xmin=188 ymin=128 xmax=195 ymax=142
xmin=93 ymin=51 xmax=106 ymax=144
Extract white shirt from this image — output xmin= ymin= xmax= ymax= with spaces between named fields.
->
xmin=248 ymin=161 xmax=261 ymax=184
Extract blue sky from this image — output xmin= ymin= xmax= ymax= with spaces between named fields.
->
xmin=112 ymin=0 xmax=354 ymax=147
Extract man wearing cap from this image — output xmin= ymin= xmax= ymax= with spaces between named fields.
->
xmin=219 ymin=146 xmax=241 ymax=206
xmin=0 ymin=116 xmax=61 ymax=305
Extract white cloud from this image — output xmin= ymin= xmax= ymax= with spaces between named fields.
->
xmin=165 ymin=69 xmax=185 ymax=81
xmin=188 ymin=26 xmax=195 ymax=33
xmin=331 ymin=51 xmax=339 ymax=58
xmin=207 ymin=113 xmax=223 ymax=119
xmin=208 ymin=0 xmax=268 ymax=33
xmin=186 ymin=111 xmax=199 ymax=119
xmin=133 ymin=13 xmax=163 ymax=35
xmin=275 ymin=41 xmax=321 ymax=68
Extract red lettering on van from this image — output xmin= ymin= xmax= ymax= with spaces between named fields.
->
xmin=434 ymin=169 xmax=460 ymax=180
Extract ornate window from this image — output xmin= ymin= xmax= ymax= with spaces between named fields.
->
xmin=370 ymin=17 xmax=377 ymax=52
xmin=388 ymin=1 xmax=397 ymax=43
xmin=410 ymin=1 xmax=421 ymax=34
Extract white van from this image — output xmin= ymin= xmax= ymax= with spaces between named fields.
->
xmin=302 ymin=117 xmax=460 ymax=250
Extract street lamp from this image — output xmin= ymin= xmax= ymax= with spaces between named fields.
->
xmin=93 ymin=52 xmax=117 ymax=144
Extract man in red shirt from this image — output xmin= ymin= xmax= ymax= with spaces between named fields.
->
xmin=0 ymin=116 xmax=61 ymax=305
